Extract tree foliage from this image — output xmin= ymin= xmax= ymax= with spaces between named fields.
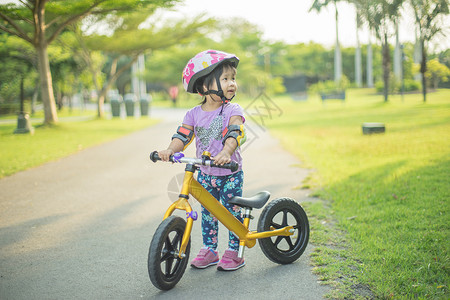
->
xmin=425 ymin=58 xmax=450 ymax=89
xmin=1 ymin=1 xmax=449 ymax=118
xmin=409 ymin=0 xmax=449 ymax=101
xmin=310 ymin=0 xmax=344 ymax=82
xmin=0 ymin=33 xmax=33 ymax=110
xmin=0 ymin=0 xmax=180 ymax=124
xmin=355 ymin=0 xmax=403 ymax=102
xmin=79 ymin=11 xmax=211 ymax=117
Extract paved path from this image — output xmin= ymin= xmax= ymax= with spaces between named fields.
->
xmin=0 ymin=107 xmax=329 ymax=299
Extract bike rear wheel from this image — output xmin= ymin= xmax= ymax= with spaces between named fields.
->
xmin=148 ymin=216 xmax=190 ymax=290
xmin=257 ymin=198 xmax=309 ymax=264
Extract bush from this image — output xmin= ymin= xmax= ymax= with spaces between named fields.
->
xmin=403 ymin=79 xmax=421 ymax=92
xmin=308 ymin=75 xmax=350 ymax=94
xmin=267 ymin=76 xmax=286 ymax=95
xmin=375 ymin=81 xmax=385 ymax=93
xmin=375 ymin=78 xmax=421 ymax=94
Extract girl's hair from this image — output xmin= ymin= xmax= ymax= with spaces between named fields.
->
xmin=195 ymin=61 xmax=236 ymax=105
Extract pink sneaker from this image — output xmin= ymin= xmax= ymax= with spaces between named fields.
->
xmin=217 ymin=249 xmax=245 ymax=271
xmin=190 ymin=247 xmax=219 ymax=269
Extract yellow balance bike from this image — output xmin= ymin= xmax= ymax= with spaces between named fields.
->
xmin=148 ymin=151 xmax=310 ymax=290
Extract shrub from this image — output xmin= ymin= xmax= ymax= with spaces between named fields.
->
xmin=403 ymin=79 xmax=421 ymax=92
xmin=308 ymin=75 xmax=350 ymax=94
xmin=375 ymin=78 xmax=421 ymax=94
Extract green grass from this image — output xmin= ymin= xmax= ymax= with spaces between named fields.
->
xmin=0 ymin=106 xmax=97 ymax=120
xmin=0 ymin=113 xmax=158 ymax=178
xmin=264 ymin=89 xmax=449 ymax=299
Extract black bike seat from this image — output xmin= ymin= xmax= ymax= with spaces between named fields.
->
xmin=229 ymin=191 xmax=271 ymax=209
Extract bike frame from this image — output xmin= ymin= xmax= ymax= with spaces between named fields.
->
xmin=163 ymin=163 xmax=295 ymax=258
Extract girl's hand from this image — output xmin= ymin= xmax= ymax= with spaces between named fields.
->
xmin=212 ymin=151 xmax=231 ymax=166
xmin=158 ymin=149 xmax=174 ymax=162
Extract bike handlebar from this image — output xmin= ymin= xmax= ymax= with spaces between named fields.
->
xmin=150 ymin=151 xmax=239 ymax=172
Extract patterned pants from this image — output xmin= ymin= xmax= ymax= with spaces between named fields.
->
xmin=197 ymin=170 xmax=244 ymax=251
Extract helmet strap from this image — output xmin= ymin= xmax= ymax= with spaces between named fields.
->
xmin=214 ymin=72 xmax=233 ymax=104
xmin=203 ymin=70 xmax=234 ymax=105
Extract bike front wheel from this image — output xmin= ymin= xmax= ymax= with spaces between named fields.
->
xmin=148 ymin=216 xmax=190 ymax=290
xmin=257 ymin=198 xmax=309 ymax=264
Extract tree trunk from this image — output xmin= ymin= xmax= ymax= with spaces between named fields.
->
xmin=20 ymin=76 xmax=25 ymax=112
xmin=88 ymin=61 xmax=103 ymax=118
xmin=334 ymin=2 xmax=342 ymax=83
xmin=35 ymin=2 xmax=58 ymax=124
xmin=382 ymin=33 xmax=390 ymax=102
xmin=420 ymin=39 xmax=427 ymax=102
xmin=393 ymin=23 xmax=402 ymax=81
xmin=36 ymin=42 xmax=58 ymax=124
xmin=97 ymin=92 xmax=106 ymax=118
xmin=367 ymin=37 xmax=374 ymax=88
xmin=97 ymin=55 xmax=139 ymax=118
xmin=96 ymin=56 xmax=118 ymax=118
xmin=355 ymin=25 xmax=362 ymax=87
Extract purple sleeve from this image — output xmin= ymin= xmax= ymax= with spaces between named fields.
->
xmin=230 ymin=104 xmax=245 ymax=123
xmin=182 ymin=107 xmax=195 ymax=126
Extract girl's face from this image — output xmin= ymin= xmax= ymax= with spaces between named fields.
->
xmin=208 ymin=65 xmax=238 ymax=101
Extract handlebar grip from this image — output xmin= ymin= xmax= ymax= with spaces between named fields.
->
xmin=211 ymin=161 xmax=239 ymax=172
xmin=228 ymin=161 xmax=239 ymax=172
xmin=150 ymin=151 xmax=175 ymax=163
xmin=150 ymin=151 xmax=160 ymax=162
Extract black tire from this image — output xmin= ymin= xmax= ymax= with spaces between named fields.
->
xmin=257 ymin=198 xmax=309 ymax=264
xmin=148 ymin=216 xmax=190 ymax=290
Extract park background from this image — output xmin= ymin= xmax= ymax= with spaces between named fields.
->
xmin=1 ymin=0 xmax=449 ymax=299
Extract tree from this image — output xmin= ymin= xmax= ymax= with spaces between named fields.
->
xmin=310 ymin=0 xmax=343 ymax=83
xmin=284 ymin=42 xmax=333 ymax=80
xmin=58 ymin=24 xmax=109 ymax=115
xmin=142 ymin=17 xmax=287 ymax=98
xmin=346 ymin=0 xmax=364 ymax=87
xmin=356 ymin=0 xmax=402 ymax=102
xmin=49 ymin=41 xmax=85 ymax=110
xmin=355 ymin=10 xmax=363 ymax=87
xmin=0 ymin=32 xmax=38 ymax=113
xmin=0 ymin=0 xmax=179 ymax=125
xmin=409 ymin=0 xmax=449 ymax=102
xmin=82 ymin=12 xmax=211 ymax=118
xmin=425 ymin=58 xmax=450 ymax=89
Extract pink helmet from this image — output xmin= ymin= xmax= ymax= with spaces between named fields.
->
xmin=182 ymin=49 xmax=239 ymax=93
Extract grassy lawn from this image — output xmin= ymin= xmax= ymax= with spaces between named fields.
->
xmin=0 ymin=110 xmax=158 ymax=178
xmin=264 ymin=89 xmax=449 ymax=299
xmin=0 ymin=106 xmax=97 ymax=120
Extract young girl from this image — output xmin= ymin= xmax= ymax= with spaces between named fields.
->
xmin=158 ymin=50 xmax=246 ymax=271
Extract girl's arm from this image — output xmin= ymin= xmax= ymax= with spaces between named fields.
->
xmin=158 ymin=124 xmax=194 ymax=162
xmin=213 ymin=115 xmax=243 ymax=165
